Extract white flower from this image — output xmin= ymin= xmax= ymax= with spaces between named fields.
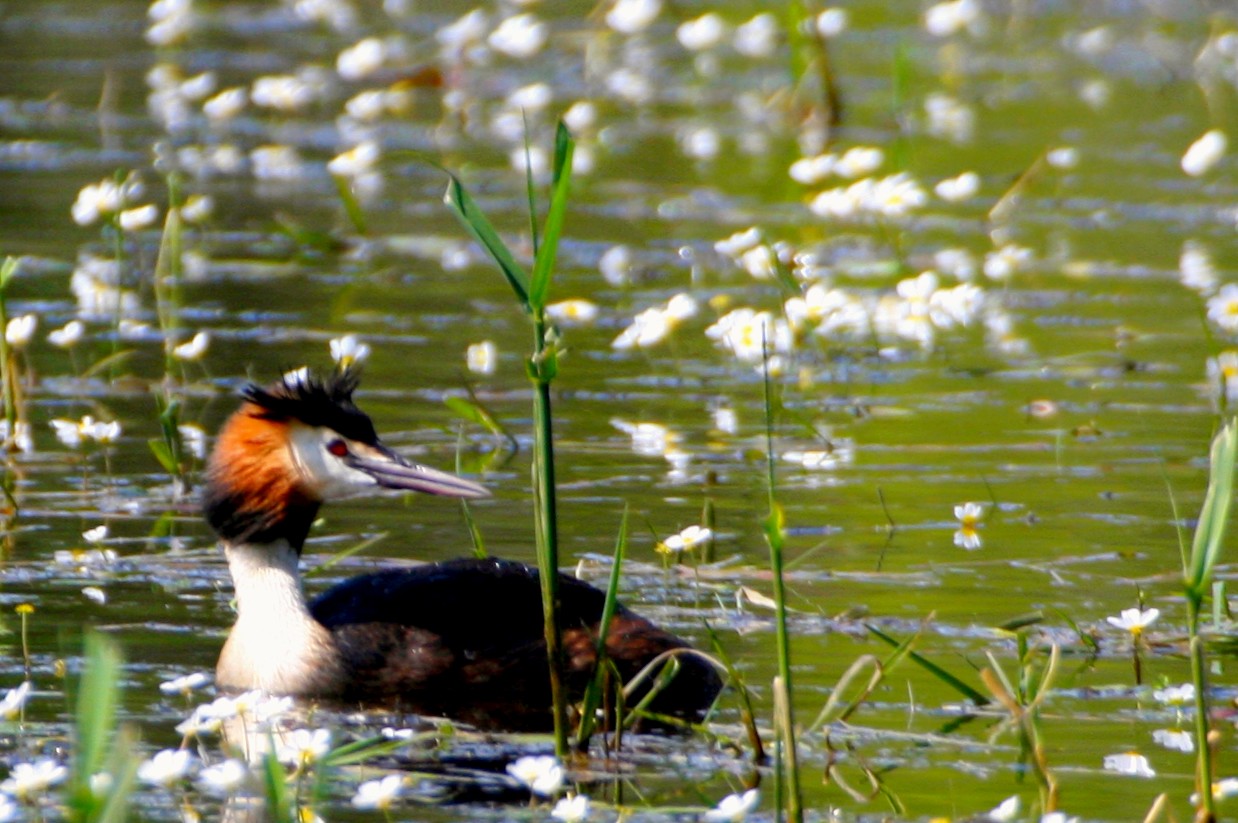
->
xmin=1207 ymin=283 xmax=1238 ymax=332
xmin=738 ymin=245 xmax=777 ymax=280
xmin=598 ymin=244 xmax=633 ymax=286
xmin=815 ymin=8 xmax=848 ymax=37
xmin=1046 ymin=146 xmax=1080 ymax=169
xmin=159 ymin=672 xmax=210 ymax=695
xmin=203 ymin=87 xmax=247 ymax=121
xmin=250 ymin=693 xmax=294 ymax=724
xmin=118 ymin=204 xmax=160 ymax=231
xmin=704 ymin=788 xmax=760 ymax=822
xmin=85 ymin=418 xmax=122 ymax=444
xmin=1152 ymin=729 xmax=1193 ymax=753
xmin=1 ymin=759 xmax=68 ymax=799
xmin=659 ymin=525 xmax=712 ymax=554
xmin=506 ymin=755 xmax=563 ymax=796
xmin=250 ymin=144 xmax=307 ymax=180
xmin=988 ymin=795 xmax=1020 ymax=822
xmin=336 ymin=37 xmax=386 ymax=81
xmin=276 ymin=728 xmax=331 ymax=767
xmin=138 ymin=749 xmax=194 ymax=787
xmin=606 ymin=0 xmax=660 ymax=34
xmin=835 ymin=146 xmax=884 ymax=178
xmin=53 ymin=548 xmax=116 ymax=567
xmin=546 ymin=299 xmax=599 ymax=326
xmin=328 ymin=334 xmax=370 ymax=366
xmin=173 ymin=331 xmax=210 ymax=361
xmin=1102 ymin=752 xmax=1155 ymax=778
xmin=713 ymin=406 xmax=738 ymax=435
xmin=705 ymin=308 xmax=791 ymax=363
xmin=1106 ymin=607 xmax=1159 ymax=636
xmin=612 ymin=308 xmax=670 ymax=350
xmin=251 ymin=74 xmax=315 ymax=112
xmin=925 ymin=93 xmax=976 ymax=142
xmin=48 ymin=320 xmax=85 ymax=348
xmin=466 ymin=341 xmax=497 ymax=375
xmin=352 ymin=774 xmax=404 ymax=809
xmin=5 ymin=315 xmax=36 ymax=348
xmin=612 ymin=419 xmax=680 ymax=458
xmin=506 ymin=82 xmax=553 ymax=112
xmin=1152 ymin=683 xmax=1195 ymax=706
xmin=81 ymin=586 xmax=106 ymax=604
xmin=0 ymin=795 xmax=15 ymax=822
xmin=487 ymin=14 xmax=547 ymax=59
xmin=563 ymin=101 xmax=597 ymax=134
xmin=71 ymin=179 xmax=125 ymax=226
xmin=178 ymin=424 xmax=208 ymax=460
xmin=715 ymin=227 xmax=763 ymax=258
xmin=197 ymin=759 xmax=247 ymax=794
xmin=82 ymin=526 xmax=108 ymax=543
xmin=551 ymin=793 xmax=590 ymax=822
xmin=1182 ymin=129 xmax=1227 ymax=177
xmin=1180 ymin=240 xmax=1217 ymax=295
xmin=681 ymin=127 xmax=721 ymax=161
xmin=924 ymin=0 xmax=983 ymax=37
xmin=437 ymin=8 xmax=488 ymax=54
xmin=954 ymin=502 xmax=985 ymax=527
xmin=677 ymin=13 xmax=726 ymax=51
xmin=1193 ymin=778 xmax=1238 ymax=804
xmin=51 ymin=418 xmax=84 ymax=448
xmin=733 ymin=14 xmax=778 ymax=58
xmin=984 ymin=244 xmax=1033 ymax=281
xmin=666 ymin=293 xmax=697 ymax=321
xmin=789 ymin=153 xmax=836 ymax=185
xmin=327 ymin=141 xmax=380 ymax=177
xmin=0 ymin=682 xmax=31 ymax=720
xmin=934 ymin=171 xmax=980 ymax=202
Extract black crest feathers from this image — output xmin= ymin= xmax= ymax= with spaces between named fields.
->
xmin=241 ymin=366 xmax=378 ymax=445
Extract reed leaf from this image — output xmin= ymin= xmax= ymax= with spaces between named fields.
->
xmin=442 ymin=174 xmax=530 ymax=311
xmin=1185 ymin=418 xmax=1237 ymax=609
xmin=866 ymin=624 xmax=989 ymax=706
xmin=529 ymin=123 xmax=575 ymax=309
xmin=332 ymin=174 xmax=367 ymax=236
xmin=576 ymin=506 xmax=628 ymax=748
xmin=68 ymin=633 xmax=124 ymax=821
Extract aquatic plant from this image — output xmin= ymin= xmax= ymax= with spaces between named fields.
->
xmin=442 ymin=121 xmax=576 ymax=756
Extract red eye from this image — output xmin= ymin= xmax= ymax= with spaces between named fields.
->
xmin=327 ymin=439 xmax=349 ymax=457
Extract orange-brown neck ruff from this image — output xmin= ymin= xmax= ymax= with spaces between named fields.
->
xmin=204 ymin=403 xmax=321 ymax=552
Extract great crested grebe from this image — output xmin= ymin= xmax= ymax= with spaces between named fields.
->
xmin=203 ymin=367 xmax=721 ymax=729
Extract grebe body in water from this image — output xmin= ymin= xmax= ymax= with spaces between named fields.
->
xmin=203 ymin=368 xmax=720 ymax=729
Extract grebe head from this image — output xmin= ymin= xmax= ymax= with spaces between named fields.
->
xmin=204 ymin=366 xmax=487 ymax=550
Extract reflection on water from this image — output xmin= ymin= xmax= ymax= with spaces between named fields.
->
xmin=0 ymin=0 xmax=1234 ymax=819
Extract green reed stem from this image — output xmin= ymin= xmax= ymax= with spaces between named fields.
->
xmin=442 ymin=121 xmax=576 ymax=756
xmin=1180 ymin=420 xmax=1235 ymax=821
xmin=532 ymin=309 xmax=567 ymax=752
xmin=761 ymin=341 xmax=802 ymax=823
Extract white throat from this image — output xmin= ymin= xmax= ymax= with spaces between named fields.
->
xmin=217 ymin=540 xmax=344 ymax=695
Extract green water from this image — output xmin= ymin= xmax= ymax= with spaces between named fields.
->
xmin=0 ymin=0 xmax=1234 ymax=820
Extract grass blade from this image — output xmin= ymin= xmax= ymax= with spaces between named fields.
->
xmin=69 ymin=633 xmax=123 ymax=821
xmin=529 ymin=122 xmax=575 ymax=309
xmin=442 ymin=174 xmax=530 ymax=310
xmin=1186 ymin=419 xmax=1237 ymax=603
xmin=576 ymin=506 xmax=628 ymax=748
xmin=866 ymin=624 xmax=989 ymax=706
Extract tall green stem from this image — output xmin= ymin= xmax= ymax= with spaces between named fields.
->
xmin=532 ymin=311 xmax=567 ymax=755
xmin=762 ymin=348 xmax=801 ymax=823
xmin=1188 ymin=602 xmax=1216 ymax=821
